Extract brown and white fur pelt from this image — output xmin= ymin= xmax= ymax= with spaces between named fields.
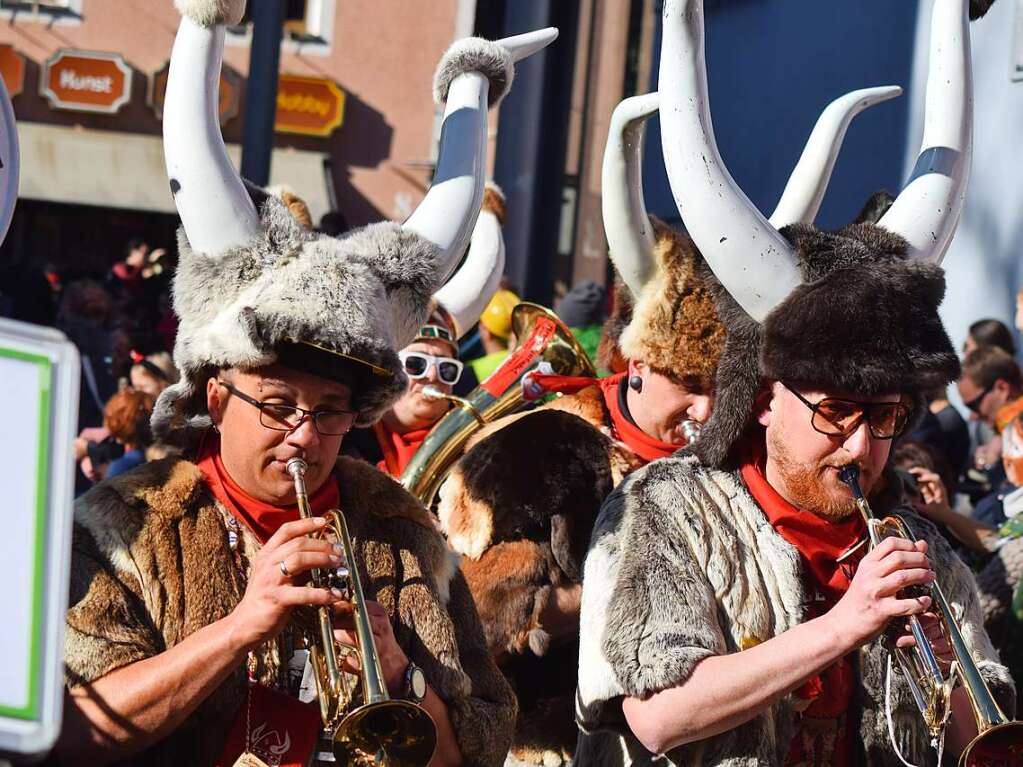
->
xmin=576 ymin=454 xmax=1015 ymax=766
xmin=437 ymin=384 xmax=644 ymax=766
xmin=438 ymin=385 xmax=640 ymax=657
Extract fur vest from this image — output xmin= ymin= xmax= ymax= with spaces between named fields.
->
xmin=437 ymin=384 xmax=646 ymax=766
xmin=576 ymin=454 xmax=1015 ymax=767
xmin=64 ymin=455 xmax=516 ymax=767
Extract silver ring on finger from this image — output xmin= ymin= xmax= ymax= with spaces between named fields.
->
xmin=279 ymin=559 xmax=291 ymax=578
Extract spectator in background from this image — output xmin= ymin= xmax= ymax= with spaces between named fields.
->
xmin=56 ymin=279 xmax=118 ymax=431
xmin=128 ymin=350 xmax=179 ymax=397
xmin=959 ymin=346 xmax=1023 ymax=526
xmin=964 ymin=318 xmax=1017 ymax=358
xmin=554 ymin=279 xmax=606 ymax=368
xmin=106 ymin=237 xmax=148 ymax=305
xmin=469 ymin=288 xmax=519 ymax=381
xmin=905 ymin=385 xmax=971 ymax=485
xmin=101 ymin=388 xmax=156 ymax=479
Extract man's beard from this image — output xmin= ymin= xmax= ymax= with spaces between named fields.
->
xmin=767 ymin=428 xmax=875 ymax=520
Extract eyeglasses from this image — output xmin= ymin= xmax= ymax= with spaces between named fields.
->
xmin=398 ymin=351 xmax=464 ymax=386
xmin=782 ymin=382 xmax=911 ymax=440
xmin=217 ymin=381 xmax=357 ymax=436
xmin=963 ymin=383 xmax=994 ymax=414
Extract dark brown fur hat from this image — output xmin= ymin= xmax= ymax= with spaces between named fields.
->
xmin=617 ymin=219 xmax=726 ymax=390
xmin=692 ymin=222 xmax=959 ymax=468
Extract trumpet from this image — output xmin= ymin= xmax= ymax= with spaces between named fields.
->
xmin=838 ymin=465 xmax=1023 ymax=766
xmin=286 ymin=458 xmax=437 ymax=766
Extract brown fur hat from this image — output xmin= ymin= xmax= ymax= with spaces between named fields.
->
xmin=617 ymin=218 xmax=725 ymax=391
xmin=692 ymin=221 xmax=960 ymax=468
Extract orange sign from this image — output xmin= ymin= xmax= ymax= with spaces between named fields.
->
xmin=0 ymin=45 xmax=25 ymax=97
xmin=41 ymin=49 xmax=132 ymax=114
xmin=275 ymin=75 xmax=344 ymax=137
xmin=148 ymin=60 xmax=241 ymax=125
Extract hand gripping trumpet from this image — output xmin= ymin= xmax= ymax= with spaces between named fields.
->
xmin=286 ymin=458 xmax=437 ymax=766
xmin=838 ymin=464 xmax=1023 ymax=766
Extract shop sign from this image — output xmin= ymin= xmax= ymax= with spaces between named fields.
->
xmin=275 ymin=75 xmax=344 ymax=137
xmin=41 ymin=49 xmax=132 ymax=114
xmin=148 ymin=60 xmax=242 ymax=124
xmin=0 ymin=45 xmax=25 ymax=97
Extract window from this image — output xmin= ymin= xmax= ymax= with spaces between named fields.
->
xmin=228 ymin=0 xmax=334 ymax=51
xmin=0 ymin=0 xmax=81 ymax=24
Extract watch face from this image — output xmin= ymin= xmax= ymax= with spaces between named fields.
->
xmin=411 ymin=667 xmax=427 ymax=701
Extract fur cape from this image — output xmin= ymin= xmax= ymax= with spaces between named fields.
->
xmin=576 ymin=455 xmax=1015 ymax=766
xmin=693 ymin=223 xmax=960 ymax=468
xmin=65 ymin=455 xmax=516 ymax=767
xmin=436 ymin=384 xmax=645 ymax=765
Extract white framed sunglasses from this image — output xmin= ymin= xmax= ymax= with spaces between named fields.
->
xmin=399 ymin=351 xmax=464 ymax=385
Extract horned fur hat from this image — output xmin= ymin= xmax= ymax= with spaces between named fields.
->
xmin=154 ymin=0 xmax=556 ymax=444
xmin=601 ymin=82 xmax=905 ymax=390
xmin=658 ymin=0 xmax=969 ymax=466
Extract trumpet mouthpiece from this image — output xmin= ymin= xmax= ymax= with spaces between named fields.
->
xmin=286 ymin=457 xmax=308 ymax=478
xmin=422 ymin=385 xmax=446 ymax=401
xmin=838 ymin=465 xmax=863 ymax=497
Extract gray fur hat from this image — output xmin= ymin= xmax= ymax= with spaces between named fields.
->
xmin=155 ymin=0 xmax=557 ymax=445
xmin=659 ymin=0 xmax=973 ymax=467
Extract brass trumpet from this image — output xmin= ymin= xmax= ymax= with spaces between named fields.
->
xmin=286 ymin=458 xmax=437 ymax=766
xmin=839 ymin=465 xmax=1023 ymax=766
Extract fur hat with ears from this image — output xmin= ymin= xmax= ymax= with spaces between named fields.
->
xmin=616 ymin=219 xmax=725 ymax=391
xmin=154 ymin=1 xmax=557 ymax=445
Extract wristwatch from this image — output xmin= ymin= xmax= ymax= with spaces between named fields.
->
xmin=402 ymin=661 xmax=427 ymax=704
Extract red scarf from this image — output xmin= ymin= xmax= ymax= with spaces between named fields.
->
xmin=197 ymin=435 xmax=340 ymax=544
xmin=526 ymin=372 xmax=682 ymax=462
xmin=739 ymin=436 xmax=866 ymax=604
xmin=739 ymin=434 xmax=863 ymax=760
xmin=373 ymin=422 xmax=431 ymax=478
xmin=598 ymin=374 xmax=681 ymax=462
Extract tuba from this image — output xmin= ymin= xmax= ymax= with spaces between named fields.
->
xmin=401 ymin=302 xmax=596 ymax=506
xmin=839 ymin=465 xmax=1023 ymax=766
xmin=286 ymin=458 xmax=437 ymax=766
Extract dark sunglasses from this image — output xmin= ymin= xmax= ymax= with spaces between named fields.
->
xmin=217 ymin=381 xmax=357 ymax=436
xmin=963 ymin=383 xmax=994 ymax=414
xmin=782 ymin=382 xmax=911 ymax=440
xmin=398 ymin=351 xmax=463 ymax=386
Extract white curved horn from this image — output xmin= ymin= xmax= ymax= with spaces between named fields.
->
xmin=0 ymin=67 xmax=19 ymax=248
xmin=659 ymin=0 xmax=800 ymax=323
xmin=601 ymin=92 xmax=659 ymax=298
xmin=164 ymin=12 xmax=260 ymax=256
xmin=878 ymin=0 xmax=972 ymax=263
xmin=769 ymin=86 xmax=903 ymax=228
xmin=433 ymin=185 xmax=506 ymax=338
xmin=404 ymin=28 xmax=558 ymax=284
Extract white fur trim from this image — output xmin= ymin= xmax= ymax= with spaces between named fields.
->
xmin=173 ymin=0 xmax=246 ymax=27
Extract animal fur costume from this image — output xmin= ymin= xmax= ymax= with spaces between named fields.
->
xmin=574 ymin=1 xmax=1009 ymax=765
xmin=66 ymin=455 xmax=517 ymax=766
xmin=435 ymin=222 xmax=726 ymax=766
xmin=575 ymin=455 xmax=1016 ymax=766
xmin=61 ymin=1 xmax=559 ymax=763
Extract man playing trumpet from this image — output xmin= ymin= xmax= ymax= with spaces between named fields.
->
xmin=51 ymin=1 xmax=558 ymax=764
xmin=576 ymin=1 xmax=1015 ymax=765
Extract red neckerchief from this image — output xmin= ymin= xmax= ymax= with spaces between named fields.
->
xmin=196 ymin=434 xmax=340 ymax=544
xmin=373 ymin=421 xmax=431 ymax=478
xmin=738 ymin=433 xmax=863 ymax=747
xmin=739 ymin=434 xmax=865 ymax=604
xmin=599 ymin=373 xmax=681 ymax=462
xmin=520 ymin=372 xmax=683 ymax=462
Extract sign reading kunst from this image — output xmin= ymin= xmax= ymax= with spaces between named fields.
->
xmin=40 ymin=50 xmax=132 ymax=115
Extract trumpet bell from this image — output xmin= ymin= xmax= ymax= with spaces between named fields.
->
xmin=333 ymin=699 xmax=438 ymax=767
xmin=960 ymin=720 xmax=1023 ymax=766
